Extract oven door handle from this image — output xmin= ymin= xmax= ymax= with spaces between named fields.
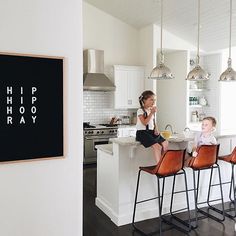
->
xmin=93 ymin=139 xmax=111 ymax=142
xmin=84 ymin=136 xmax=115 ymax=140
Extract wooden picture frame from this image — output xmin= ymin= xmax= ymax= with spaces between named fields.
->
xmin=0 ymin=52 xmax=65 ymax=163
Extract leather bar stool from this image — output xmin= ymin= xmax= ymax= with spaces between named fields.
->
xmin=132 ymin=149 xmax=193 ymax=235
xmin=218 ymin=146 xmax=236 ymax=218
xmin=187 ymin=144 xmax=225 ymax=226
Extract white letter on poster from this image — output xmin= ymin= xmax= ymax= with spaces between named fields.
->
xmin=21 ymin=97 xmax=24 ymax=104
xmin=32 ymin=116 xmax=37 ymax=123
xmin=7 ymin=106 xmax=12 ymax=114
xmin=7 ymin=116 xmax=13 ymax=124
xmin=32 ymin=97 xmax=37 ymax=104
xmin=31 ymin=106 xmax=37 ymax=114
xmin=19 ymin=106 xmax=25 ymax=114
xmin=20 ymin=87 xmax=23 ymax=94
xmin=7 ymin=97 xmax=13 ymax=104
xmin=32 ymin=87 xmax=37 ymax=94
xmin=20 ymin=116 xmax=25 ymax=124
xmin=7 ymin=87 xmax=12 ymax=94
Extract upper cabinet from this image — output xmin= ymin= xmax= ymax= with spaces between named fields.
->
xmin=114 ymin=65 xmax=145 ymax=109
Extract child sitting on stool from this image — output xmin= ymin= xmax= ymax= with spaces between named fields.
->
xmin=185 ymin=116 xmax=217 ymax=166
xmin=136 ymin=90 xmax=168 ymax=164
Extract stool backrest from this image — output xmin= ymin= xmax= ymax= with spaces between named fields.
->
xmin=190 ymin=144 xmax=220 ymax=169
xmin=156 ymin=149 xmax=185 ymax=176
xmin=229 ymin=146 xmax=236 ymax=164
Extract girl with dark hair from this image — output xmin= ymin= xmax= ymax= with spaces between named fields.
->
xmin=136 ymin=90 xmax=168 ymax=164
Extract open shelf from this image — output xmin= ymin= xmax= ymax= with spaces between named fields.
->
xmin=189 ymin=88 xmax=210 ymax=92
xmin=189 ymin=104 xmax=209 ymax=108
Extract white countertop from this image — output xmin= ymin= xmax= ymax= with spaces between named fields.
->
xmin=109 ymin=135 xmax=193 ymax=146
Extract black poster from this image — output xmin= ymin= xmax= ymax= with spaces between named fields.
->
xmin=0 ymin=54 xmax=64 ymax=162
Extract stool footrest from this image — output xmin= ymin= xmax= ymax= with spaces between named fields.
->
xmin=209 ymin=205 xmax=236 ymax=219
xmin=210 ymin=181 xmax=231 ymax=187
xmin=197 ymin=198 xmax=222 ymax=205
xmin=136 ymin=196 xmax=160 ymax=204
xmin=197 ymin=208 xmax=225 ymax=222
xmin=170 ymin=207 xmax=188 ymax=214
xmin=162 ymin=215 xmax=195 ymax=233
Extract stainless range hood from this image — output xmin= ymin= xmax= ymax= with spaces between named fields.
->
xmin=83 ymin=49 xmax=116 ymax=91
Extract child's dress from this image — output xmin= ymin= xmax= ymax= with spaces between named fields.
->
xmin=136 ymin=108 xmax=165 ymax=148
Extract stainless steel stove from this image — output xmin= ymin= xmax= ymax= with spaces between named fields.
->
xmin=83 ymin=123 xmax=118 ymax=164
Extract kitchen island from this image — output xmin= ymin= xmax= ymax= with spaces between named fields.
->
xmin=95 ymin=136 xmax=232 ymax=226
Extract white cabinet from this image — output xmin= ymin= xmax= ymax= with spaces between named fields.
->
xmin=114 ymin=65 xmax=145 ymax=109
xmin=117 ymin=126 xmax=137 ymax=138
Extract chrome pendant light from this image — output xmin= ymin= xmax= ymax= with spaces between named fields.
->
xmin=149 ymin=0 xmax=174 ymax=80
xmin=186 ymin=0 xmax=209 ymax=81
xmin=219 ymin=0 xmax=236 ymax=81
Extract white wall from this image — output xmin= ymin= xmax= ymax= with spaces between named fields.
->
xmin=0 ymin=1 xmax=82 ymax=236
xmin=83 ymin=2 xmax=140 ymax=76
xmin=156 ymin=51 xmax=189 ymax=133
xmin=138 ymin=24 xmax=197 ymax=93
xmin=138 ymin=25 xmax=157 ymax=91
xmin=219 ymin=48 xmax=236 ymax=135
xmin=153 ymin=24 xmax=197 ymax=52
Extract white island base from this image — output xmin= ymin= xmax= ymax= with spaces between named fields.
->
xmin=96 ymin=137 xmax=231 ymax=226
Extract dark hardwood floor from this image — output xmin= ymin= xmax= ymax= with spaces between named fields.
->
xmin=83 ymin=165 xmax=236 ymax=236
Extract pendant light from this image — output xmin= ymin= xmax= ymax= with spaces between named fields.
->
xmin=219 ymin=0 xmax=236 ymax=81
xmin=149 ymin=0 xmax=174 ymax=80
xmin=186 ymin=0 xmax=209 ymax=81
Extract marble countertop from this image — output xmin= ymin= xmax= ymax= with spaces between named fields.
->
xmin=216 ymin=134 xmax=236 ymax=139
xmin=109 ymin=135 xmax=193 ymax=146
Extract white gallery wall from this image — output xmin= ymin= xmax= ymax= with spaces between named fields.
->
xmin=83 ymin=2 xmax=140 ymax=76
xmin=0 ymin=0 xmax=83 ymax=236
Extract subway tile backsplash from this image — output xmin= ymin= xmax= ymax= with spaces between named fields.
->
xmin=83 ymin=91 xmax=135 ymax=124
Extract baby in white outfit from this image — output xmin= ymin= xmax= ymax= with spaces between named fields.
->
xmin=185 ymin=116 xmax=217 ymax=165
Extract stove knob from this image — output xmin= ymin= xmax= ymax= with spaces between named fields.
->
xmin=97 ymin=131 xmax=100 ymax=134
xmin=89 ymin=131 xmax=93 ymax=134
xmin=101 ymin=131 xmax=104 ymax=134
xmin=85 ymin=131 xmax=87 ymax=134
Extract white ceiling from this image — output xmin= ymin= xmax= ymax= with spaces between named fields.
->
xmin=84 ymin=0 xmax=236 ymax=52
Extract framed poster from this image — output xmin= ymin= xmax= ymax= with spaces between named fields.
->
xmin=0 ymin=53 xmax=64 ymax=162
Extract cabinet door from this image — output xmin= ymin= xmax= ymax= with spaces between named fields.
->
xmin=127 ymin=69 xmax=144 ymax=108
xmin=114 ymin=69 xmax=128 ymax=109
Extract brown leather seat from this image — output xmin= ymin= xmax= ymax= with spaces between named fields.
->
xmin=218 ymin=146 xmax=236 ymax=164
xmin=140 ymin=150 xmax=185 ymax=176
xmin=188 ymin=144 xmax=220 ymax=170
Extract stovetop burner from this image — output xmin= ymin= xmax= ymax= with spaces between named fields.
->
xmin=99 ymin=124 xmax=118 ymax=127
xmin=83 ymin=122 xmax=96 ymax=129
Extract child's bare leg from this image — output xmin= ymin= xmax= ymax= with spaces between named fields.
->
xmin=152 ymin=143 xmax=162 ymax=164
xmin=162 ymin=140 xmax=168 ymax=153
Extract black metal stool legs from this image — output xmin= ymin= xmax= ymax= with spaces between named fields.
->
xmin=132 ymin=169 xmax=141 ymax=230
xmin=222 ymin=163 xmax=236 ymax=219
xmin=157 ymin=176 xmax=163 ymax=235
xmin=168 ymin=169 xmax=195 ymax=232
xmin=132 ymin=170 xmax=165 ymax=235
xmin=193 ymin=165 xmax=225 ymax=223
